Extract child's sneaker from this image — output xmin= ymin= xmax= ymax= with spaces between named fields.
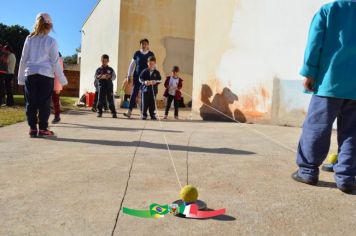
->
xmin=29 ymin=129 xmax=38 ymax=138
xmin=97 ymin=113 xmax=103 ymax=118
xmin=112 ymin=113 xmax=118 ymax=118
xmin=52 ymin=117 xmax=61 ymax=124
xmin=142 ymin=116 xmax=147 ymax=120
xmin=38 ymin=129 xmax=55 ymax=137
xmin=124 ymin=110 xmax=132 ymax=118
xmin=151 ymin=116 xmax=157 ymax=120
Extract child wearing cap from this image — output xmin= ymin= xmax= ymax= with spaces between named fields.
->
xmin=292 ymin=1 xmax=356 ymax=194
xmin=163 ymin=66 xmax=183 ymax=120
xmin=18 ymin=13 xmax=67 ymax=137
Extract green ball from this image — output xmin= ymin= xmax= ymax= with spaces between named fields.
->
xmin=180 ymin=185 xmax=199 ymax=203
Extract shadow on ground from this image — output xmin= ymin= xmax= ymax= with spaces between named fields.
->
xmin=51 ymin=137 xmax=256 ymax=155
xmin=56 ymin=123 xmax=183 ymax=133
xmin=317 ymin=181 xmax=356 ymax=195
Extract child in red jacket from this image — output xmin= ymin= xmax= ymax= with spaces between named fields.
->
xmin=163 ymin=66 xmax=183 ymax=120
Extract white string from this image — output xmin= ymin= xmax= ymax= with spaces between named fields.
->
xmin=150 ymin=87 xmax=183 ymax=189
xmin=180 ymin=90 xmax=297 ymax=154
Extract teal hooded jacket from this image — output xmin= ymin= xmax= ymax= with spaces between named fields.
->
xmin=301 ymin=0 xmax=356 ymax=100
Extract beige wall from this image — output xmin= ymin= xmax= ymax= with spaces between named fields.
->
xmin=80 ymin=0 xmax=332 ymax=126
xmin=117 ymin=0 xmax=196 ymax=102
xmin=80 ymin=0 xmax=121 ymax=96
xmin=193 ymin=0 xmax=330 ymax=124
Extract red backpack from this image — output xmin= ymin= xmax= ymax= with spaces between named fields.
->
xmin=0 ymin=46 xmax=9 ymax=74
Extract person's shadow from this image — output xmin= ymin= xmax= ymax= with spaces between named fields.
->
xmin=199 ymin=84 xmax=246 ymax=123
xmin=317 ymin=181 xmax=356 ymax=195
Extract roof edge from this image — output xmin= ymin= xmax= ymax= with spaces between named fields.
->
xmin=82 ymin=0 xmax=102 ymax=28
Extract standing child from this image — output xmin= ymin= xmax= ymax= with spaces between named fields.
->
xmin=51 ymin=52 xmax=64 ymax=124
xmin=95 ymin=54 xmax=117 ymax=118
xmin=163 ymin=66 xmax=183 ymax=120
xmin=124 ymin=39 xmax=155 ymax=118
xmin=1 ymin=45 xmax=16 ymax=107
xmin=0 ymin=44 xmax=9 ymax=106
xmin=292 ymin=1 xmax=356 ymax=194
xmin=18 ymin=13 xmax=67 ymax=137
xmin=139 ymin=56 xmax=161 ymax=120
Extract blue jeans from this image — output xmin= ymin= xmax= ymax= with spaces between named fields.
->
xmin=297 ymin=95 xmax=356 ymax=186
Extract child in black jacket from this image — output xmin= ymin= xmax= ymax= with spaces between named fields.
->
xmin=139 ymin=56 xmax=161 ymax=120
xmin=94 ymin=54 xmax=117 ymax=118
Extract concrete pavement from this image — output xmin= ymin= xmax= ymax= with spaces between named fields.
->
xmin=0 ymin=109 xmax=355 ymax=236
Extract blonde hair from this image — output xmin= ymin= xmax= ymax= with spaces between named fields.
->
xmin=30 ymin=16 xmax=52 ymax=37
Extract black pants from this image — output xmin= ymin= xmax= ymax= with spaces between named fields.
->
xmin=165 ymin=95 xmax=179 ymax=117
xmin=0 ymin=74 xmax=14 ymax=106
xmin=24 ymin=74 xmax=54 ymax=130
xmin=98 ymin=80 xmax=116 ymax=114
xmin=93 ymin=91 xmax=108 ymax=109
xmin=142 ymin=88 xmax=156 ymax=118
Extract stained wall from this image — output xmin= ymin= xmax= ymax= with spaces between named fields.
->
xmin=193 ymin=0 xmax=330 ymax=125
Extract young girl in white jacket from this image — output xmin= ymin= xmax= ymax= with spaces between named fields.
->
xmin=18 ymin=13 xmax=67 ymax=137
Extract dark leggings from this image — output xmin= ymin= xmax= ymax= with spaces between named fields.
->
xmin=24 ymin=74 xmax=54 ymax=130
xmin=165 ymin=95 xmax=179 ymax=117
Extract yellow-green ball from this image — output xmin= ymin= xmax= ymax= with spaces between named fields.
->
xmin=327 ymin=153 xmax=338 ymax=164
xmin=180 ymin=185 xmax=199 ymax=203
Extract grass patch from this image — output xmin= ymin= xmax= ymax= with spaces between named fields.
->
xmin=0 ymin=95 xmax=78 ymax=127
xmin=0 ymin=107 xmax=26 ymax=127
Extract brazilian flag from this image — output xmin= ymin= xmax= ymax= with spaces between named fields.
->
xmin=150 ymin=204 xmax=169 ymax=216
xmin=122 ymin=203 xmax=170 ymax=219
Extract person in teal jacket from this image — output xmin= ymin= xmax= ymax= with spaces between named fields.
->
xmin=292 ymin=0 xmax=356 ymax=194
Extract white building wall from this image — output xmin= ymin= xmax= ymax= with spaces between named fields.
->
xmin=80 ymin=0 xmax=121 ymax=96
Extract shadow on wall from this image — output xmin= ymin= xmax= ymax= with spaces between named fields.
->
xmin=199 ymin=84 xmax=247 ymax=123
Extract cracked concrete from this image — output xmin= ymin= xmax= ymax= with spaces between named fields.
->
xmin=0 ymin=109 xmax=355 ymax=236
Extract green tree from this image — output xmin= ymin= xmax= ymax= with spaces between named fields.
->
xmin=63 ymin=53 xmax=78 ymax=65
xmin=0 ymin=23 xmax=30 ymax=62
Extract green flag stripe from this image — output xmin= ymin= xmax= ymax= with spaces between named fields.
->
xmin=123 ymin=208 xmax=155 ymax=218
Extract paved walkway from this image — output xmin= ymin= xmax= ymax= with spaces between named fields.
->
xmin=0 ymin=109 xmax=355 ymax=236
